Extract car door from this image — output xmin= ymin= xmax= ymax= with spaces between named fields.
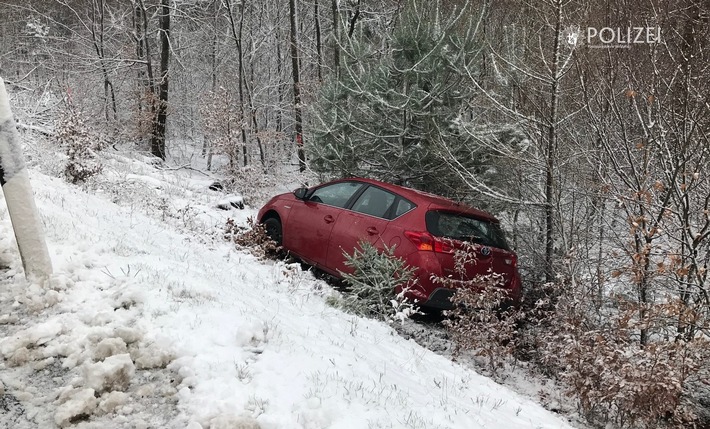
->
xmin=326 ymin=185 xmax=397 ymax=275
xmin=284 ymin=181 xmax=364 ymax=267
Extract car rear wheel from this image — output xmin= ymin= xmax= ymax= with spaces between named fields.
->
xmin=263 ymin=217 xmax=283 ymax=246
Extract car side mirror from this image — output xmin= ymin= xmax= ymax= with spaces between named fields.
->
xmin=293 ymin=187 xmax=308 ymax=200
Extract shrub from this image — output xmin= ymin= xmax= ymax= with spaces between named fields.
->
xmin=445 ymin=285 xmax=523 ymax=375
xmin=487 ymin=246 xmax=710 ymax=429
xmin=225 ymin=217 xmax=281 ymax=259
xmin=533 ymin=284 xmax=707 ymax=428
xmin=334 ymin=241 xmax=419 ymax=323
xmin=55 ymin=107 xmax=104 ymax=184
xmin=435 ymin=242 xmax=523 ymax=375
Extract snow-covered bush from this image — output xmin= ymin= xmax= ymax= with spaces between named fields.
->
xmin=332 ymin=241 xmax=419 ymax=323
xmin=532 ymin=281 xmax=708 ymax=428
xmin=55 ymin=107 xmax=104 ymax=184
xmin=436 ymin=244 xmax=523 ymax=375
xmin=444 ymin=284 xmax=522 ymax=376
xmin=199 ymin=88 xmax=242 ymax=173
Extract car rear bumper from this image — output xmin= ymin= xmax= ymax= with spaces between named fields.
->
xmin=420 ymin=287 xmax=456 ymax=310
xmin=408 ymin=282 xmax=521 ymax=311
xmin=401 ymin=252 xmax=522 ymax=310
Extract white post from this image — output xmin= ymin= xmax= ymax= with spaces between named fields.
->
xmin=0 ymin=78 xmax=52 ymax=280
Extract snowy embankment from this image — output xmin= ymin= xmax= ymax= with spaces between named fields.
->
xmin=0 ymin=152 xmax=575 ymax=428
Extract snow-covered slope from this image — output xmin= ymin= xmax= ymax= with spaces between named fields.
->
xmin=0 ymin=153 xmax=575 ymax=428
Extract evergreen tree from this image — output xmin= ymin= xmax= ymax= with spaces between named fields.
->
xmin=310 ymin=0 xmax=494 ymax=198
xmin=337 ymin=241 xmax=418 ymax=322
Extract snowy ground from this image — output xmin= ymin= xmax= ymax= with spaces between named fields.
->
xmin=0 ymin=148 xmax=578 ymax=428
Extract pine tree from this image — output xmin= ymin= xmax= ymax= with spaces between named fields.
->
xmin=310 ymin=0 xmax=498 ymax=199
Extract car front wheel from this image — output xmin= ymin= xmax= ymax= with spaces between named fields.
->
xmin=263 ymin=217 xmax=283 ymax=246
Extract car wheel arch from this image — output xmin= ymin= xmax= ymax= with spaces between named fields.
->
xmin=260 ymin=209 xmax=281 ymax=224
xmin=261 ymin=211 xmax=283 ymax=245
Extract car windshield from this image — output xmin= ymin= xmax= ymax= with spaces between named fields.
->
xmin=425 ymin=210 xmax=510 ymax=250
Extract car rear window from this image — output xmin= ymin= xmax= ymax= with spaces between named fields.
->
xmin=425 ymin=211 xmax=510 ymax=250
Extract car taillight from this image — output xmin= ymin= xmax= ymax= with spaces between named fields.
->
xmin=404 ymin=231 xmax=453 ymax=253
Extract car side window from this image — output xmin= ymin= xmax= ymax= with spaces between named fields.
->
xmin=308 ymin=182 xmax=362 ymax=208
xmin=393 ymin=198 xmax=415 ymax=218
xmin=351 ymin=186 xmax=396 ymax=218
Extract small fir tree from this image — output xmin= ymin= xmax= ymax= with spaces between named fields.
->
xmin=336 ymin=240 xmax=419 ymax=322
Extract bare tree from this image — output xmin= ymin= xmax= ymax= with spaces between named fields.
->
xmin=578 ymin=0 xmax=710 ymax=344
xmin=150 ymin=0 xmax=170 ymax=160
xmin=289 ymin=0 xmax=306 ymax=171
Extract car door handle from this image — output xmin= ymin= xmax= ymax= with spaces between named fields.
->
xmin=324 ymin=215 xmax=335 ymax=224
xmin=366 ymin=227 xmax=379 ymax=235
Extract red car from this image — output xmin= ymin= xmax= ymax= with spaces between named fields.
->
xmin=257 ymin=178 xmax=521 ymax=309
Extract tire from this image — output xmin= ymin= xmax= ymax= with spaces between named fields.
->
xmin=263 ymin=217 xmax=283 ymax=246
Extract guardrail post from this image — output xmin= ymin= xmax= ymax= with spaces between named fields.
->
xmin=0 ymin=78 xmax=53 ymax=280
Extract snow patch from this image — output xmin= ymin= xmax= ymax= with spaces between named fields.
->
xmin=294 ymin=397 xmax=335 ymax=429
xmin=0 ymin=319 xmax=62 ymax=358
xmin=97 ymin=391 xmax=129 ymax=415
xmin=54 ymin=388 xmax=98 ymax=427
xmin=94 ymin=337 xmax=128 ymax=361
xmin=132 ymin=342 xmax=175 ymax=369
xmin=234 ymin=320 xmax=271 ymax=348
xmin=115 ymin=326 xmax=143 ymax=344
xmin=216 ymin=194 xmax=245 ymax=210
xmin=125 ymin=174 xmax=164 ymax=189
xmin=209 ymin=413 xmax=261 ymax=429
xmin=7 ymin=346 xmax=32 ymax=366
xmin=82 ymin=353 xmax=135 ymax=393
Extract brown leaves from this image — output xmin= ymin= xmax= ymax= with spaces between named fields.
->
xmin=445 ymin=285 xmax=522 ymax=376
xmin=537 ymin=294 xmax=706 ymax=428
xmin=225 ymin=217 xmax=282 ymax=259
xmin=675 ymin=266 xmax=690 ymax=277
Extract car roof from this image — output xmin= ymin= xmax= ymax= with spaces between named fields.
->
xmin=333 ymin=177 xmax=499 ymax=222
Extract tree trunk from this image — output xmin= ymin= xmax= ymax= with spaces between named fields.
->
xmin=151 ymin=0 xmax=170 ymax=160
xmin=276 ymin=3 xmax=284 ymax=133
xmin=289 ymin=0 xmax=306 ymax=171
xmin=332 ymin=0 xmax=340 ymax=75
xmin=247 ymin=3 xmax=265 ymax=168
xmin=134 ymin=0 xmax=154 ymax=140
xmin=91 ymin=0 xmax=117 ymax=122
xmin=204 ymin=0 xmax=219 ymax=170
xmin=347 ymin=0 xmax=360 ymax=38
xmin=315 ymin=0 xmax=322 ymax=81
xmin=237 ymin=1 xmax=248 ymax=167
xmin=544 ymin=0 xmax=563 ymax=283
